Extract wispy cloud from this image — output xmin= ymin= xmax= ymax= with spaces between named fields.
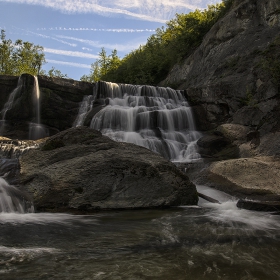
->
xmin=56 ymin=35 xmax=144 ymax=52
xmin=46 ymin=59 xmax=91 ymax=69
xmin=44 ymin=48 xmax=98 ymax=59
xmin=27 ymin=30 xmax=77 ymax=47
xmin=37 ymin=27 xmax=155 ymax=33
xmin=2 ymin=0 xmax=209 ymax=22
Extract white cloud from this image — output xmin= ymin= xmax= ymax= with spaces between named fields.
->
xmin=46 ymin=59 xmax=91 ymax=69
xmin=56 ymin=35 xmax=144 ymax=52
xmin=82 ymin=47 xmax=93 ymax=51
xmin=2 ymin=0 xmax=213 ymax=22
xmin=27 ymin=30 xmax=77 ymax=47
xmin=37 ymin=27 xmax=155 ymax=33
xmin=44 ymin=47 xmax=98 ymax=59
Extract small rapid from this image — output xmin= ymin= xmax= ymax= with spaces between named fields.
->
xmin=0 ymin=177 xmax=34 ymax=213
xmin=197 ymin=185 xmax=280 ymax=231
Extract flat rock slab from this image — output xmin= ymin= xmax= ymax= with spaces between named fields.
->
xmin=209 ymin=156 xmax=280 ymax=200
xmin=19 ymin=127 xmax=198 ymax=212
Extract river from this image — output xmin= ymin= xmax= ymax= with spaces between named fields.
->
xmin=0 ymin=186 xmax=279 ymax=280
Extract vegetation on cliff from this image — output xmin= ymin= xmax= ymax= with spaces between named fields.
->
xmin=81 ymin=0 xmax=233 ymax=85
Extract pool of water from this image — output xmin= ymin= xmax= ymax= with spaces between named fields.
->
xmin=0 ymin=187 xmax=280 ymax=280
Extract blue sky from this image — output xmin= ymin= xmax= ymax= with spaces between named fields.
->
xmin=0 ymin=0 xmax=220 ymax=80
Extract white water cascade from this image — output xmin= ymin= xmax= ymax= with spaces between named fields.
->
xmin=0 ymin=76 xmax=23 ymax=134
xmin=73 ymin=95 xmax=95 ymax=127
xmin=28 ymin=76 xmax=49 ymax=140
xmin=75 ymin=81 xmax=201 ymax=162
xmin=0 ymin=177 xmax=34 ymax=213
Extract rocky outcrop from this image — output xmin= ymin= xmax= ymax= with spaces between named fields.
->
xmin=161 ymin=0 xmax=280 ymax=134
xmin=19 ymin=127 xmax=198 ymax=212
xmin=0 ymin=74 xmax=93 ymax=139
xmin=208 ymin=156 xmax=280 ymax=200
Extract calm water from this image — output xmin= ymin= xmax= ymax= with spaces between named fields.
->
xmin=0 ymin=187 xmax=280 ymax=280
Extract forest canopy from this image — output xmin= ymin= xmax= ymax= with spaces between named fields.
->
xmin=81 ymin=0 xmax=233 ymax=86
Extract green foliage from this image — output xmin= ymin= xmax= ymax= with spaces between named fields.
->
xmin=42 ymin=67 xmax=69 ymax=79
xmin=81 ymin=0 xmax=233 ymax=85
xmin=81 ymin=48 xmax=121 ymax=83
xmin=241 ymin=87 xmax=258 ymax=107
xmin=0 ymin=30 xmax=45 ymax=76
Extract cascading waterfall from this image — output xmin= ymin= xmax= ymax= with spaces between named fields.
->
xmin=28 ymin=76 xmax=49 ymax=140
xmin=75 ymin=81 xmax=201 ymax=162
xmin=0 ymin=76 xmax=23 ymax=134
xmin=73 ymin=95 xmax=95 ymax=127
xmin=0 ymin=177 xmax=34 ymax=213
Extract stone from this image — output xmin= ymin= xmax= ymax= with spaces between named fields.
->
xmin=208 ymin=156 xmax=280 ymax=200
xmin=237 ymin=199 xmax=280 ymax=212
xmin=19 ymin=127 xmax=198 ymax=212
xmin=0 ymin=74 xmax=93 ymax=139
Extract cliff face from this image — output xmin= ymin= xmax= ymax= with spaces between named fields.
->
xmin=160 ymin=0 xmax=280 ymax=204
xmin=161 ymin=0 xmax=280 ymax=134
xmin=0 ymin=74 xmax=93 ymax=139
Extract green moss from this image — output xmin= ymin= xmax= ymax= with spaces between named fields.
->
xmin=240 ymin=87 xmax=258 ymax=107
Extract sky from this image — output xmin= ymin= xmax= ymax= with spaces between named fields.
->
xmin=0 ymin=0 xmax=221 ymax=81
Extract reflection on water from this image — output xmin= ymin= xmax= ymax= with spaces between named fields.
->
xmin=0 ymin=188 xmax=280 ymax=279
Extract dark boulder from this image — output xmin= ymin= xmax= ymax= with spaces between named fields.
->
xmin=237 ymin=199 xmax=280 ymax=213
xmin=19 ymin=127 xmax=198 ymax=212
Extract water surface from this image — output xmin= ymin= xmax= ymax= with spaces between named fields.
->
xmin=1 ymin=188 xmax=280 ymax=280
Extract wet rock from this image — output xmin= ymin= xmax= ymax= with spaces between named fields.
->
xmin=237 ymin=199 xmax=280 ymax=213
xmin=19 ymin=127 xmax=198 ymax=212
xmin=0 ymin=74 xmax=93 ymax=139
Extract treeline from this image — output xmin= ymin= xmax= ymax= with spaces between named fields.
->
xmin=81 ymin=0 xmax=233 ymax=86
xmin=0 ymin=30 xmax=68 ymax=78
xmin=0 ymin=30 xmax=45 ymax=76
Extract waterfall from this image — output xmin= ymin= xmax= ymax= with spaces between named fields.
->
xmin=73 ymin=95 xmax=95 ymax=127
xmin=0 ymin=76 xmax=23 ymax=134
xmin=28 ymin=76 xmax=49 ymax=140
xmin=0 ymin=177 xmax=34 ymax=213
xmin=75 ymin=81 xmax=201 ymax=162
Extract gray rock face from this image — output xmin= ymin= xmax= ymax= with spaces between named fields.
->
xmin=19 ymin=127 xmax=198 ymax=212
xmin=161 ymin=0 xmax=280 ymax=133
xmin=0 ymin=74 xmax=93 ymax=139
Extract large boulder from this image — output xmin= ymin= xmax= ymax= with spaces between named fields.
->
xmin=19 ymin=127 xmax=198 ymax=212
xmin=208 ymin=156 xmax=280 ymax=201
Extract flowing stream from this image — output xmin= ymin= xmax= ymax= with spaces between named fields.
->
xmin=74 ymin=81 xmax=201 ymax=162
xmin=0 ymin=77 xmax=23 ymax=134
xmin=0 ymin=187 xmax=280 ymax=280
xmin=1 ymin=81 xmax=280 ymax=279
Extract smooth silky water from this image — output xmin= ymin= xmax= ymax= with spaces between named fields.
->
xmin=1 ymin=185 xmax=280 ymax=280
xmin=1 ymin=81 xmax=280 ymax=279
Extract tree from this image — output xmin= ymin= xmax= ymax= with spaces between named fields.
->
xmin=0 ymin=29 xmax=45 ymax=76
xmin=80 ymin=61 xmax=101 ymax=83
xmin=80 ymin=49 xmax=121 ymax=83
xmin=0 ymin=30 xmax=15 ymax=75
xmin=80 ymin=0 xmax=234 ymax=85
xmin=46 ymin=67 xmax=69 ymax=79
